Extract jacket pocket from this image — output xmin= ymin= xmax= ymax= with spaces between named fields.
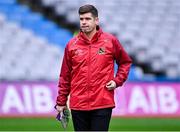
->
xmin=102 ymin=88 xmax=114 ymax=106
xmin=70 ymin=96 xmax=79 ymax=108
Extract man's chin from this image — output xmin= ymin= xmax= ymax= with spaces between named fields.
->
xmin=82 ymin=30 xmax=90 ymax=33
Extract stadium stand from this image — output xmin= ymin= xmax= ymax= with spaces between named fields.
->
xmin=0 ymin=13 xmax=64 ymax=80
xmin=0 ymin=0 xmax=71 ymax=81
xmin=0 ymin=0 xmax=180 ymax=81
xmin=27 ymin=0 xmax=180 ymax=81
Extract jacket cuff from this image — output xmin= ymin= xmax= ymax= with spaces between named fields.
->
xmin=113 ymin=78 xmax=123 ymax=87
xmin=56 ymin=101 xmax=66 ymax=107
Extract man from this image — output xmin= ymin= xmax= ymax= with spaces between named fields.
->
xmin=55 ymin=4 xmax=132 ymax=131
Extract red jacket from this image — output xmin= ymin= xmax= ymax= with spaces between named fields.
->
xmin=56 ymin=28 xmax=132 ymax=110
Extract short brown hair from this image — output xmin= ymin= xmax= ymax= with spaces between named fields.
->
xmin=78 ymin=4 xmax=98 ymax=17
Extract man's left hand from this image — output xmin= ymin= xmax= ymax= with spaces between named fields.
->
xmin=106 ymin=80 xmax=116 ymax=90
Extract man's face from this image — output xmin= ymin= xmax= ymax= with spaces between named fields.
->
xmin=79 ymin=12 xmax=99 ymax=34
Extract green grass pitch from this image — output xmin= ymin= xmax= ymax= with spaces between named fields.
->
xmin=0 ymin=117 xmax=180 ymax=131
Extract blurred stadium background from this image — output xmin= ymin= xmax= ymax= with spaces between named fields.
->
xmin=0 ymin=0 xmax=180 ymax=131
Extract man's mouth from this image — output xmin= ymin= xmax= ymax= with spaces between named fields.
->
xmin=81 ymin=26 xmax=89 ymax=28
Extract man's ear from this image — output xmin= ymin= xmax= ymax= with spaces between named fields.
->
xmin=95 ymin=17 xmax=99 ymax=25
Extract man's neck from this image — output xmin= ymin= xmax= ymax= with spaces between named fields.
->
xmin=84 ymin=29 xmax=97 ymax=41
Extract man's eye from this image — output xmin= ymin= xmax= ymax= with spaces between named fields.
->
xmin=86 ymin=18 xmax=91 ymax=20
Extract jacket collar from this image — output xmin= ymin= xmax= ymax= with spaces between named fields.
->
xmin=78 ymin=26 xmax=102 ymax=44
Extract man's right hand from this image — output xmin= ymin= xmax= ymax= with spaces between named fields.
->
xmin=55 ymin=105 xmax=66 ymax=113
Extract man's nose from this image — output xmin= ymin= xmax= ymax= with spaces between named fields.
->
xmin=82 ymin=19 xmax=86 ymax=24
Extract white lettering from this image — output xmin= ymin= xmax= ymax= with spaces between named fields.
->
xmin=2 ymin=85 xmax=24 ymax=113
xmin=148 ymin=86 xmax=158 ymax=113
xmin=158 ymin=86 xmax=178 ymax=113
xmin=128 ymin=86 xmax=150 ymax=113
xmin=23 ymin=85 xmax=33 ymax=113
xmin=33 ymin=85 xmax=54 ymax=113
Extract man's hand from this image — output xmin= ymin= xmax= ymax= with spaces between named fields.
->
xmin=106 ymin=80 xmax=116 ymax=90
xmin=55 ymin=105 xmax=66 ymax=113
xmin=55 ymin=105 xmax=69 ymax=129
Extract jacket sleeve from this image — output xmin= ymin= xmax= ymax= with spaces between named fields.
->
xmin=56 ymin=45 xmax=71 ymax=106
xmin=113 ymin=37 xmax=132 ymax=87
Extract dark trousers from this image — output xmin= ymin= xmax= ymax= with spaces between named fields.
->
xmin=71 ymin=108 xmax=112 ymax=131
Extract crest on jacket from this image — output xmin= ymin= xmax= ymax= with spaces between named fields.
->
xmin=98 ymin=47 xmax=105 ymax=55
xmin=74 ymin=49 xmax=84 ymax=56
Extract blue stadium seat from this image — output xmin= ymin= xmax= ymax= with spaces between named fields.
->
xmin=0 ymin=0 xmax=16 ymax=4
xmin=0 ymin=2 xmax=73 ymax=48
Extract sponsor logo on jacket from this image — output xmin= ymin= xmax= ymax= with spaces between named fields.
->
xmin=98 ymin=47 xmax=106 ymax=55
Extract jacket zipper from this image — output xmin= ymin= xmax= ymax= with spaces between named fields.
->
xmin=87 ymin=45 xmax=91 ymax=109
